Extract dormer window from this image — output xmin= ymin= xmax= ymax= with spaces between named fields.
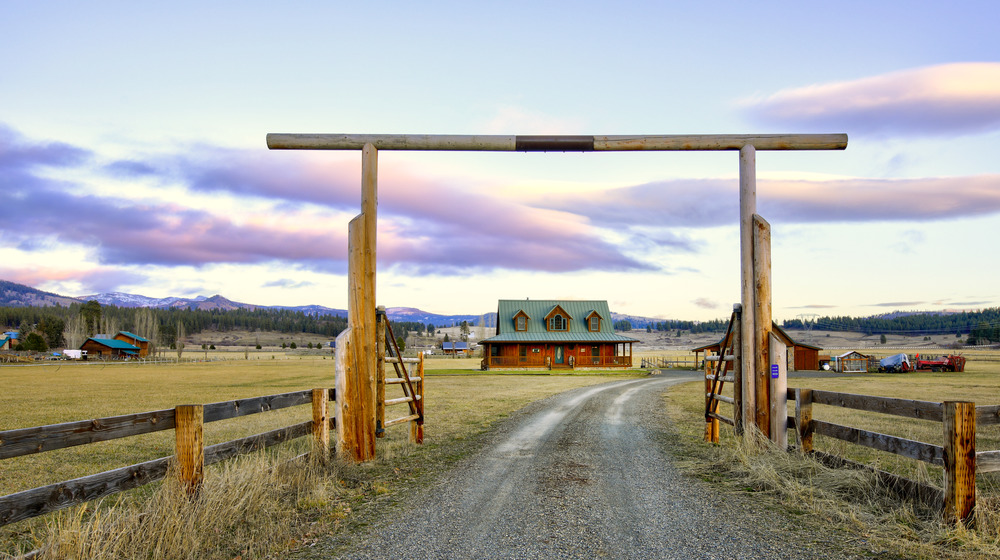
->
xmin=586 ymin=310 xmax=602 ymax=332
xmin=513 ymin=310 xmax=530 ymax=332
xmin=548 ymin=314 xmax=567 ymax=331
xmin=544 ymin=304 xmax=571 ymax=332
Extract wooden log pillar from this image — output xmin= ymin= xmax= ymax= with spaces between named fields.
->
xmin=411 ymin=352 xmax=424 ymax=444
xmin=794 ymin=388 xmax=813 ymax=453
xmin=768 ymin=332 xmax=787 ymax=449
xmin=376 ymin=305 xmax=386 ymax=439
xmin=334 ymin=328 xmax=352 ymax=457
xmin=174 ymin=404 xmax=204 ymax=494
xmin=753 ymin=214 xmax=772 ymax=438
xmin=732 ymin=304 xmax=743 ymax=435
xmin=738 ymin=145 xmax=757 ymax=436
xmin=312 ymin=388 xmax=329 ymax=463
xmin=943 ymin=401 xmax=976 ymax=526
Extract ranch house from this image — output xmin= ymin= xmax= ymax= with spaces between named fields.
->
xmin=80 ymin=336 xmax=142 ymax=359
xmin=479 ymin=300 xmax=638 ymax=370
xmin=691 ymin=322 xmax=822 ymax=371
xmin=441 ymin=341 xmax=471 ymax=355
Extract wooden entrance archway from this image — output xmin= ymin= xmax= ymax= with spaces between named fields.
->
xmin=266 ymin=133 xmax=848 ymax=460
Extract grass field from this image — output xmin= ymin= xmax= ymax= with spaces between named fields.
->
xmin=4 ymin=349 xmax=1000 ymax=558
xmin=0 ymin=358 xmax=638 ymax=557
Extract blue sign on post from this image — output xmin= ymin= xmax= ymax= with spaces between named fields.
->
xmin=771 ymin=364 xmax=779 ymax=379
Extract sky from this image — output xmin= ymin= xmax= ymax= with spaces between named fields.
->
xmin=2 ymin=1 xmax=999 ymax=322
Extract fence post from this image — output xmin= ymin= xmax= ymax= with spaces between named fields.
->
xmin=376 ymin=306 xmax=386 ymax=439
xmin=943 ymin=401 xmax=976 ymax=527
xmin=794 ymin=388 xmax=813 ymax=453
xmin=411 ymin=352 xmax=424 ymax=444
xmin=312 ymin=388 xmax=329 ymax=463
xmin=752 ymin=214 xmax=772 ymax=438
xmin=174 ymin=404 xmax=204 ymax=494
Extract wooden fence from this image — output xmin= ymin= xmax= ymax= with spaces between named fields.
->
xmin=0 ymin=388 xmax=334 ymax=527
xmin=705 ymin=377 xmax=1000 ymax=526
xmin=641 ymin=356 xmax=698 ymax=369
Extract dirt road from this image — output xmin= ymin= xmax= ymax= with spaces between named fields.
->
xmin=327 ymin=374 xmax=859 ymax=559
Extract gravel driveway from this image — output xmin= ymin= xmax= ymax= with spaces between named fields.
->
xmin=315 ymin=374 xmax=862 ymax=559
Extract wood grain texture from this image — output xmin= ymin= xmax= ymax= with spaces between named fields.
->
xmin=266 ymin=133 xmax=848 ymax=151
xmin=202 ymin=391 xmax=312 ymax=423
xmin=811 ymin=390 xmax=944 ymax=421
xmin=174 ymin=404 xmax=204 ymax=493
xmin=812 ymin=420 xmax=944 ymax=465
xmin=739 ymin=146 xmax=756 ymax=436
xmin=752 ymin=214 xmax=772 ymax=437
xmin=943 ymin=401 xmax=976 ymax=526
xmin=0 ymin=456 xmax=171 ymax=526
xmin=0 ymin=409 xmax=175 ymax=460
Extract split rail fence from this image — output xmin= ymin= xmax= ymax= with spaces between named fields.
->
xmin=641 ymin=356 xmax=699 ymax=369
xmin=706 ymin=355 xmax=1000 ymax=525
xmin=0 ymin=388 xmax=335 ymax=527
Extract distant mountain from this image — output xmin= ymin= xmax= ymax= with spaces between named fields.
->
xmin=2 ymin=279 xmax=668 ymax=328
xmin=0 ymin=280 xmax=82 ymax=307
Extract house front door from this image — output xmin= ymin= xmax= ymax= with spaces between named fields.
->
xmin=554 ymin=345 xmax=564 ymax=364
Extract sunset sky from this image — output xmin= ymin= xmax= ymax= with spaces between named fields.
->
xmin=2 ymin=1 xmax=999 ymax=321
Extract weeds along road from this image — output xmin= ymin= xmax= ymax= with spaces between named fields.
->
xmin=325 ymin=375 xmax=859 ymax=559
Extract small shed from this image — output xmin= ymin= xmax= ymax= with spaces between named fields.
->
xmin=691 ymin=322 xmax=822 ymax=371
xmin=441 ymin=341 xmax=470 ymax=355
xmin=833 ymin=351 xmax=869 ymax=373
xmin=0 ymin=336 xmax=12 ymax=351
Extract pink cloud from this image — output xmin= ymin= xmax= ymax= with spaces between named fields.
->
xmin=744 ymin=63 xmax=1000 ymax=136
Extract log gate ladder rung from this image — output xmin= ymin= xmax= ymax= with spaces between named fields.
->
xmin=705 ymin=307 xmax=741 ymax=441
xmin=377 ymin=311 xmax=424 ymax=443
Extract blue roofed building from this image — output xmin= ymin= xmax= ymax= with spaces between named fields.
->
xmin=80 ymin=337 xmax=141 ymax=359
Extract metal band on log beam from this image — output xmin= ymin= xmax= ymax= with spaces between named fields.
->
xmin=267 ymin=133 xmax=847 ymax=152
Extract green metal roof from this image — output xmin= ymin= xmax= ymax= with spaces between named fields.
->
xmin=85 ymin=338 xmax=141 ymax=351
xmin=117 ymin=331 xmax=149 ymax=342
xmin=481 ymin=300 xmax=638 ymax=344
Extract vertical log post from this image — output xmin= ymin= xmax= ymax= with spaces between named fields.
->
xmin=346 ymin=213 xmax=375 ymax=461
xmin=312 ymin=388 xmax=329 ymax=463
xmin=794 ymin=388 xmax=813 ymax=453
xmin=376 ymin=306 xmax=386 ymax=438
xmin=411 ymin=352 xmax=425 ymax=444
xmin=732 ymin=304 xmax=743 ymax=435
xmin=334 ymin=328 xmax=352 ymax=457
xmin=943 ymin=401 xmax=976 ymax=527
xmin=738 ymin=145 xmax=757 ymax=436
xmin=768 ymin=332 xmax=787 ymax=449
xmin=704 ymin=358 xmax=718 ymax=443
xmin=174 ymin=404 xmax=204 ymax=494
xmin=752 ymin=214 xmax=772 ymax=437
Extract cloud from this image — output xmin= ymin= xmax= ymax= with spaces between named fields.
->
xmin=870 ymin=301 xmax=926 ymax=307
xmin=536 ymin=174 xmax=1000 ymax=227
xmin=1 ymin=125 xmax=655 ymax=280
xmin=262 ymin=279 xmax=315 ymax=289
xmin=692 ymin=297 xmax=718 ymax=310
xmin=743 ymin=63 xmax=1000 ymax=137
xmin=786 ymin=304 xmax=838 ymax=309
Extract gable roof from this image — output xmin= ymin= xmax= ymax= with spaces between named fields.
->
xmin=484 ymin=300 xmax=637 ymax=344
xmin=442 ymin=341 xmax=469 ymax=350
xmin=117 ymin=331 xmax=149 ymax=343
xmin=690 ymin=322 xmax=823 ymax=353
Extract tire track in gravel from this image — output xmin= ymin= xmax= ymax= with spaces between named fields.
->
xmin=329 ymin=374 xmax=860 ymax=559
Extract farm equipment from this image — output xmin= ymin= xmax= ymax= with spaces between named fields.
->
xmin=915 ymin=354 xmax=966 ymax=372
xmin=879 ymin=353 xmax=911 ymax=373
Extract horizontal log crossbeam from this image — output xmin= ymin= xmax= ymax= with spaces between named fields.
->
xmin=267 ymin=133 xmax=848 ymax=152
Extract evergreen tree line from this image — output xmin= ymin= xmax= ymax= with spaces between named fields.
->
xmin=780 ymin=307 xmax=1000 ymax=338
xmin=1 ymin=302 xmax=349 ymax=350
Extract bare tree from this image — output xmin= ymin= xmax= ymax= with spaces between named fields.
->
xmin=133 ymin=308 xmax=159 ymax=357
xmin=176 ymin=321 xmax=185 ymax=362
xmin=63 ymin=314 xmax=85 ymax=349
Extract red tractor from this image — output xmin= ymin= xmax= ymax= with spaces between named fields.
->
xmin=914 ymin=354 xmax=966 ymax=372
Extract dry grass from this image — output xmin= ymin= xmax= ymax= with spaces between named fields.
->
xmin=664 ymin=362 xmax=1000 ymax=559
xmin=1 ymin=360 xmax=631 ymax=558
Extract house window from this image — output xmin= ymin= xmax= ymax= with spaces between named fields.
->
xmin=548 ymin=314 xmax=566 ymax=331
xmin=589 ymin=316 xmax=600 ymax=332
xmin=516 ymin=316 xmax=526 ymax=331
